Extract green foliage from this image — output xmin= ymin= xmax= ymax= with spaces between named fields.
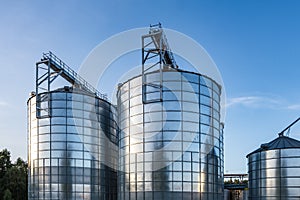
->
xmin=0 ymin=149 xmax=11 ymax=179
xmin=224 ymin=178 xmax=248 ymax=185
xmin=0 ymin=149 xmax=27 ymax=200
xmin=3 ymin=189 xmax=12 ymax=200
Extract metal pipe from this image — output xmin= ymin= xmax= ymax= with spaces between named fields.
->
xmin=278 ymin=117 xmax=300 ymax=136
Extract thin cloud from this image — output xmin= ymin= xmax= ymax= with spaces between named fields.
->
xmin=226 ymin=96 xmax=280 ymax=108
xmin=227 ymin=95 xmax=300 ymax=111
xmin=0 ymin=101 xmax=8 ymax=106
xmin=226 ymin=96 xmax=259 ymax=107
xmin=287 ymin=104 xmax=300 ymax=111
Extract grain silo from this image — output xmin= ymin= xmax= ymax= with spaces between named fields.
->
xmin=117 ymin=24 xmax=224 ymax=200
xmin=247 ymin=118 xmax=300 ymax=200
xmin=28 ymin=52 xmax=118 ymax=200
xmin=28 ymin=23 xmax=225 ymax=200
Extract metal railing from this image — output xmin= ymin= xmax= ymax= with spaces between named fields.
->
xmin=42 ymin=51 xmax=108 ymax=101
xmin=149 ymin=23 xmax=177 ymax=68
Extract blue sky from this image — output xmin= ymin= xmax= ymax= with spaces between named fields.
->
xmin=0 ymin=1 xmax=299 ymax=173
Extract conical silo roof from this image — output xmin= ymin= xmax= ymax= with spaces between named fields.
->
xmin=247 ymin=134 xmax=300 ymax=157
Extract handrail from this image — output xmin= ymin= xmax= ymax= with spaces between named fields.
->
xmin=42 ymin=51 xmax=108 ymax=101
xmin=149 ymin=24 xmax=177 ymax=68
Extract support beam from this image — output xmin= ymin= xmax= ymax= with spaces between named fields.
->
xmin=35 ymin=51 xmax=107 ymax=118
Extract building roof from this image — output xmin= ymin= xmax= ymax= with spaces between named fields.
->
xmin=247 ymin=134 xmax=300 ymax=157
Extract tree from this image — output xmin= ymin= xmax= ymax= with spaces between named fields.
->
xmin=0 ymin=149 xmax=12 ymax=199
xmin=3 ymin=189 xmax=12 ymax=200
xmin=0 ymin=149 xmax=11 ymax=179
xmin=0 ymin=149 xmax=28 ymax=200
xmin=4 ymin=164 xmax=27 ymax=200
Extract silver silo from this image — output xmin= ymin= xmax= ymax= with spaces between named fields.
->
xmin=117 ymin=69 xmax=224 ymax=200
xmin=28 ymin=87 xmax=118 ymax=200
xmin=247 ymin=129 xmax=300 ymax=199
xmin=28 ymin=52 xmax=118 ymax=200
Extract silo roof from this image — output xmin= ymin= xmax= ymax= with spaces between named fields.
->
xmin=247 ymin=135 xmax=300 ymax=157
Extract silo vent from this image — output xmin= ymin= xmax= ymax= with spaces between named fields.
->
xmin=260 ymin=143 xmax=269 ymax=150
xmin=30 ymin=91 xmax=36 ymax=97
